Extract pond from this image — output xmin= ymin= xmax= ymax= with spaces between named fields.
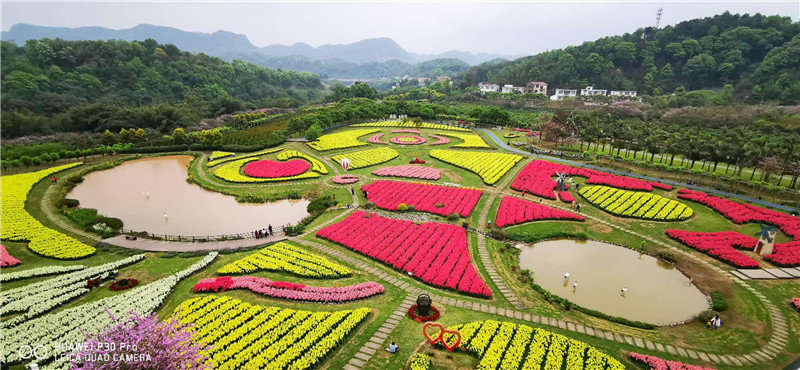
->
xmin=67 ymin=155 xmax=309 ymax=236
xmin=519 ymin=239 xmax=709 ymax=325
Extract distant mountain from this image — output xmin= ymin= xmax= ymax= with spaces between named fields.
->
xmin=2 ymin=23 xmax=517 ymax=77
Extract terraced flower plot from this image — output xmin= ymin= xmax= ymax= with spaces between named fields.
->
xmin=579 ymin=185 xmax=694 ymax=221
xmin=217 ymin=242 xmax=352 ymax=277
xmin=429 ymin=149 xmax=522 ymax=185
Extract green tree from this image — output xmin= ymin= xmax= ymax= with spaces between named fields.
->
xmin=683 ymin=53 xmax=716 ymax=88
xmin=172 ymin=127 xmax=188 ymax=145
xmin=305 ymin=124 xmax=323 ymax=141
xmin=102 ymin=130 xmax=116 ymax=146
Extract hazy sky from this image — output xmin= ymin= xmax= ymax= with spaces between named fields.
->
xmin=2 ymin=1 xmax=798 ymax=55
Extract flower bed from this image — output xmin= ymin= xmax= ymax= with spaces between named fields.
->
xmin=276 ymin=150 xmax=328 ymax=174
xmin=217 ymin=242 xmax=352 ymax=278
xmin=362 ymin=180 xmax=482 ymax=217
xmin=372 ymin=166 xmax=441 ymax=180
xmin=503 ymin=133 xmax=520 ymax=138
xmin=435 ymin=132 xmax=490 ymax=148
xmin=390 ymin=135 xmax=427 ymax=145
xmin=446 ymin=320 xmax=624 ymax=370
xmin=333 ymin=175 xmax=360 ymax=184
xmin=210 ymin=151 xmax=234 ymax=160
xmin=495 ymin=196 xmax=584 ymax=227
xmin=1 ymin=245 xmax=21 ymax=267
xmin=206 ymin=147 xmax=283 ymax=167
xmin=0 ymin=264 xmax=86 ymax=282
xmin=630 ymin=352 xmax=715 ymax=370
xmin=392 ymin=129 xmax=423 ymax=134
xmin=511 ymin=160 xmax=671 ymax=199
xmin=410 ymin=353 xmax=432 ymax=370
xmin=1 ymin=163 xmax=97 ymax=259
xmin=331 ymin=147 xmax=399 ymax=170
xmin=677 ymin=189 xmax=800 ymax=240
xmin=429 ymin=135 xmax=451 ymax=145
xmin=193 ymin=276 xmax=384 ymax=303
xmin=665 ymin=230 xmax=760 ymax=268
xmin=408 ymin=304 xmax=440 ymax=322
xmin=243 ymin=159 xmax=310 ymax=178
xmin=214 ymin=158 xmax=321 ymax=183
xmin=792 ymin=297 xmax=800 ymax=311
xmin=352 ymin=121 xmax=470 ymax=132
xmin=558 ymin=191 xmax=575 ymax=203
xmin=307 ymin=129 xmax=379 ymax=151
xmin=429 ymin=149 xmax=522 ymax=185
xmin=316 ymin=211 xmax=491 ymax=297
xmin=367 ymin=133 xmax=386 ymax=144
xmin=109 ymin=278 xmax=139 ymax=291
xmin=173 ymin=295 xmax=370 ymax=369
xmin=579 ymin=185 xmax=693 ymax=221
xmin=765 ymin=241 xmax=800 ymax=267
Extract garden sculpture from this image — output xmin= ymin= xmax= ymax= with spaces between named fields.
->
xmin=556 ymin=172 xmax=567 ymax=191
xmin=754 ymin=223 xmax=777 ymax=256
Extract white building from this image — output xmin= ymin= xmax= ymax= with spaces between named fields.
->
xmin=550 ymin=88 xmax=578 ymax=101
xmin=610 ymin=90 xmax=638 ymax=97
xmin=501 ymin=84 xmax=525 ymax=94
xmin=478 ymin=82 xmax=500 ymax=92
xmin=580 ymin=86 xmax=607 ymax=96
xmin=525 ymin=81 xmax=548 ymax=95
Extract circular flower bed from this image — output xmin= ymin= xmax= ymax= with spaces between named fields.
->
xmin=243 ymin=159 xmax=309 ymax=178
xmin=408 ymin=304 xmax=441 ymax=322
xmin=109 ymin=278 xmax=139 ymax=291
xmin=390 ymin=136 xmax=426 ymax=145
xmin=333 ymin=175 xmax=359 ymax=184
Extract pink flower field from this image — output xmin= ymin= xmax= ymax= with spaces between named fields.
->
xmin=666 ymin=230 xmax=800 ymax=268
xmin=495 ymin=196 xmax=584 ymax=227
xmin=362 ymin=180 xmax=481 ymax=217
xmin=316 ymin=211 xmax=491 ymax=297
xmin=792 ymin=297 xmax=800 ymax=311
xmin=558 ymin=191 xmax=575 ymax=203
xmin=333 ymin=175 xmax=359 ymax=184
xmin=243 ymin=159 xmax=309 ymax=178
xmin=429 ymin=135 xmax=450 ymax=145
xmin=367 ymin=133 xmax=386 ymax=144
xmin=630 ymin=352 xmax=715 ymax=370
xmin=372 ymin=166 xmax=441 ymax=180
xmin=390 ymin=135 xmax=426 ymax=145
xmin=511 ymin=160 xmax=671 ymax=199
xmin=1 ymin=245 xmax=21 ymax=267
xmin=193 ymin=276 xmax=384 ymax=303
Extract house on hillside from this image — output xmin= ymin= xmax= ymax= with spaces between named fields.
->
xmin=435 ymin=76 xmax=451 ymax=83
xmin=501 ymin=84 xmax=525 ymax=93
xmin=580 ymin=86 xmax=607 ymax=96
xmin=610 ymin=90 xmax=638 ymax=98
xmin=525 ymin=81 xmax=548 ymax=95
xmin=478 ymin=82 xmax=500 ymax=92
xmin=550 ymin=88 xmax=578 ymax=100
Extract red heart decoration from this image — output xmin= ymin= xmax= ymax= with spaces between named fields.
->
xmin=441 ymin=329 xmax=462 ymax=352
xmin=422 ymin=322 xmax=443 ymax=345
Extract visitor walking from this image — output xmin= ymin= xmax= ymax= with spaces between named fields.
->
xmin=576 ymin=203 xmax=581 ymax=212
xmin=268 ymin=224 xmax=273 ymax=236
xmin=487 ymin=220 xmax=491 ymax=228
xmin=53 ymin=177 xmax=57 ymax=184
xmin=386 ymin=342 xmax=399 ymax=354
xmin=351 ymin=187 xmax=355 ymax=195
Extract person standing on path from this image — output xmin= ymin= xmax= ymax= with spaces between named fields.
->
xmin=268 ymin=224 xmax=273 ymax=236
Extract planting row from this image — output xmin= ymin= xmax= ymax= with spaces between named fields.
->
xmin=193 ymin=276 xmax=384 ymax=303
xmin=316 ymin=211 xmax=491 ymax=297
xmin=352 ymin=121 xmax=471 ymax=132
xmin=1 ymin=163 xmax=96 ymax=259
xmin=390 ymin=135 xmax=427 ymax=145
xmin=362 ymin=180 xmax=482 ymax=217
xmin=214 ymin=158 xmax=321 ymax=183
xmin=495 ymin=196 xmax=584 ymax=227
xmin=276 ymin=150 xmax=329 ymax=174
xmin=333 ymin=175 xmax=360 ymax=184
xmin=210 ymin=151 xmax=235 ymax=160
xmin=448 ymin=320 xmax=624 ymax=370
xmin=331 ymin=147 xmax=399 ymax=170
xmin=372 ymin=166 xmax=441 ymax=180
xmin=307 ymin=129 xmax=379 ymax=151
xmin=0 ymin=264 xmax=86 ymax=282
xmin=368 ymin=132 xmax=386 ymax=144
xmin=429 ymin=134 xmax=451 ymax=145
xmin=630 ymin=352 xmax=715 ymax=370
xmin=579 ymin=185 xmax=694 ymax=221
xmin=666 ymin=230 xmax=800 ymax=268
xmin=435 ymin=132 xmax=490 ymax=148
xmin=217 ymin=242 xmax=352 ymax=278
xmin=206 ymin=147 xmax=283 ymax=167
xmin=174 ymin=296 xmax=370 ymax=369
xmin=1 ymin=245 xmax=21 ymax=267
xmin=243 ymin=159 xmax=310 ymax=178
xmin=429 ymin=149 xmax=522 ymax=185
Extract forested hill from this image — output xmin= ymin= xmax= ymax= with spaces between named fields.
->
xmin=0 ymin=38 xmax=324 ymax=138
xmin=461 ymin=12 xmax=800 ymax=103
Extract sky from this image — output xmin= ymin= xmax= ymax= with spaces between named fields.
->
xmin=2 ymin=1 xmax=799 ymax=56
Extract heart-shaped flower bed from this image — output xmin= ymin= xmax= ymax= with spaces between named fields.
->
xmin=243 ymin=159 xmax=309 ymax=178
xmin=109 ymin=278 xmax=139 ymax=291
xmin=390 ymin=135 xmax=426 ymax=145
xmin=333 ymin=175 xmax=359 ymax=184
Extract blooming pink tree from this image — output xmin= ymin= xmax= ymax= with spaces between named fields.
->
xmin=71 ymin=310 xmax=209 ymax=369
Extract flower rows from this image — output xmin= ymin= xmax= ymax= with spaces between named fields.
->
xmin=217 ymin=242 xmax=352 ymax=278
xmin=511 ymin=160 xmax=671 ymax=199
xmin=677 ymin=189 xmax=800 ymax=240
xmin=0 ymin=252 xmax=217 ymax=366
xmin=409 ymin=353 xmax=432 ymax=370
xmin=392 ymin=129 xmax=422 ymax=134
xmin=206 ymin=147 xmax=283 ymax=167
xmin=559 ymin=191 xmax=575 ymax=203
xmin=214 ymin=158 xmax=321 ymax=183
xmin=390 ymin=135 xmax=427 ymax=145
xmin=332 ymin=147 xmax=399 ymax=170
xmin=1 ymin=245 xmax=21 ymax=267
xmin=243 ymin=159 xmax=310 ymax=178
xmin=276 ymin=150 xmax=329 ymax=174
xmin=1 ymin=163 xmax=97 ymax=259
xmin=495 ymin=196 xmax=584 ymax=227
xmin=429 ymin=149 xmax=522 ymax=185
xmin=630 ymin=352 xmax=715 ymax=370
xmin=580 ymin=186 xmax=694 ymax=221
xmin=0 ymin=264 xmax=86 ymax=282
xmin=372 ymin=166 xmax=441 ymax=180
xmin=316 ymin=211 xmax=491 ymax=297
xmin=173 ymin=296 xmax=370 ymax=369
xmin=447 ymin=320 xmax=624 ymax=370
xmin=362 ymin=180 xmax=482 ymax=217
xmin=435 ymin=132 xmax=490 ymax=148
xmin=429 ymin=134 xmax=451 ymax=145
xmin=352 ymin=121 xmax=470 ymax=132
xmin=665 ymin=230 xmax=760 ymax=268
xmin=367 ymin=133 xmax=386 ymax=144
xmin=211 ymin=151 xmax=235 ymax=160
xmin=193 ymin=276 xmax=384 ymax=303
xmin=765 ymin=241 xmax=800 ymax=267
xmin=307 ymin=129 xmax=379 ymax=151
xmin=332 ymin=175 xmax=360 ymax=184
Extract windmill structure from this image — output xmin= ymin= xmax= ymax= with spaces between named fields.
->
xmin=754 ymin=223 xmax=777 ymax=256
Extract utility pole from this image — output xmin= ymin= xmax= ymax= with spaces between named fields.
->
xmin=656 ymin=8 xmax=664 ymax=29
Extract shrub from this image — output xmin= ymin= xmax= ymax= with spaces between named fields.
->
xmin=308 ymin=195 xmax=336 ymax=213
xmin=710 ymin=291 xmax=728 ymax=312
xmin=94 ymin=216 xmax=123 ymax=230
xmin=408 ymin=205 xmax=416 ymax=211
xmin=655 ymin=250 xmax=678 ymax=264
xmin=447 ymin=213 xmax=460 ymax=221
xmin=66 ymin=208 xmax=98 ymax=226
xmin=435 ymin=203 xmax=445 ymax=208
xmin=488 ymin=226 xmax=507 ymax=240
xmin=696 ymin=310 xmax=715 ymax=324
xmin=362 ymin=201 xmax=375 ymax=210
xmin=397 ymin=203 xmax=409 ymax=211
xmin=58 ymin=198 xmax=80 ymax=208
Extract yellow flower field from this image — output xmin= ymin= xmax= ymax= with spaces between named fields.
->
xmin=579 ymin=185 xmax=694 ymax=221
xmin=331 ymin=147 xmax=399 ymax=170
xmin=429 ymin=149 xmax=522 ymax=185
xmin=306 ymin=129 xmax=379 ymax=151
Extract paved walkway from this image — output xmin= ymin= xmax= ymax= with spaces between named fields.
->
xmin=732 ymin=267 xmax=800 ymax=280
xmin=101 ymin=234 xmax=284 ymax=252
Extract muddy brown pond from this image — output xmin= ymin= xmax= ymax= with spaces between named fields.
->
xmin=67 ymin=156 xmax=309 ymax=236
xmin=519 ymin=239 xmax=709 ymax=325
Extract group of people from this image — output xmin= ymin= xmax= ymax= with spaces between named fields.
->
xmin=706 ymin=315 xmax=722 ymax=329
xmin=49 ymin=176 xmax=58 ymax=184
xmin=255 ymin=225 xmax=274 ymax=239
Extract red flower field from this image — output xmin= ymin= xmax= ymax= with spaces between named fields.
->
xmin=362 ymin=180 xmax=482 ymax=217
xmin=243 ymin=159 xmax=309 ymax=178
xmin=316 ymin=211 xmax=491 ymax=297
xmin=665 ymin=230 xmax=800 ymax=268
xmin=495 ymin=196 xmax=584 ymax=227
